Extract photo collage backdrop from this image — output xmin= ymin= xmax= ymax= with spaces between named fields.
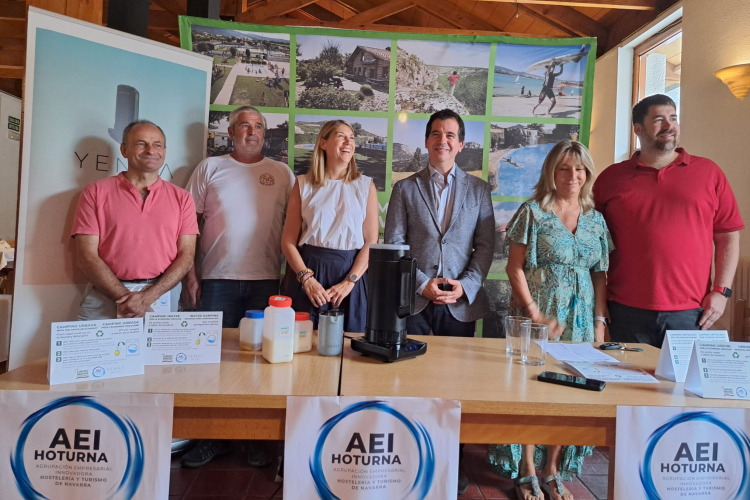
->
xmin=180 ymin=17 xmax=596 ymax=337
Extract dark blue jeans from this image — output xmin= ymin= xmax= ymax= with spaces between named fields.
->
xmin=201 ymin=279 xmax=280 ymax=328
xmin=406 ymin=303 xmax=475 ymax=337
xmin=607 ymin=300 xmax=702 ymax=348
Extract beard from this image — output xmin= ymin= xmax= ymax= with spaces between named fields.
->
xmin=654 ymin=131 xmax=678 ymax=152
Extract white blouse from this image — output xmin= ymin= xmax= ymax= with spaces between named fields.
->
xmin=297 ymin=174 xmax=371 ymax=251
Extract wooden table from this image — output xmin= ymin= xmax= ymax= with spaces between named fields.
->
xmin=340 ymin=335 xmax=750 ymax=496
xmin=0 ymin=329 xmax=341 ymax=440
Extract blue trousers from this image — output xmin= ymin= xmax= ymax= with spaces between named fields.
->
xmin=406 ymin=303 xmax=476 ymax=337
xmin=201 ymin=279 xmax=280 ymax=328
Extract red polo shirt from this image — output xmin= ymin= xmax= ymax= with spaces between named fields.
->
xmin=593 ymin=149 xmax=744 ymax=311
xmin=71 ymin=173 xmax=199 ymax=281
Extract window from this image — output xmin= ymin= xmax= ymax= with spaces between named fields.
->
xmin=632 ymin=22 xmax=682 ymax=151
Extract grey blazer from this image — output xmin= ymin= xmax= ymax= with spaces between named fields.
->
xmin=384 ymin=167 xmax=495 ymax=322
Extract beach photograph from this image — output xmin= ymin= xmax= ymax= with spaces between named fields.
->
xmin=391 ymin=117 xmax=485 ymax=186
xmin=483 ymin=279 xmax=512 ymax=338
xmin=489 ymin=122 xmax=579 ymax=196
xmin=191 ymin=25 xmax=291 ymax=106
xmin=293 ymin=115 xmax=387 ymax=190
xmin=295 ymin=35 xmax=391 ymax=111
xmin=395 ymin=40 xmax=490 ymax=115
xmin=492 ymin=43 xmax=590 ymax=118
xmin=206 ymin=111 xmax=289 ymax=164
xmin=490 ymin=201 xmax=523 ymax=275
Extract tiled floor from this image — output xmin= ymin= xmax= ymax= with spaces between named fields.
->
xmin=169 ymin=442 xmax=609 ymax=499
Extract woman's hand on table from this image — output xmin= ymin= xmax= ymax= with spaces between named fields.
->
xmin=327 ymin=280 xmax=355 ymax=308
xmin=303 ymin=278 xmax=331 ymax=307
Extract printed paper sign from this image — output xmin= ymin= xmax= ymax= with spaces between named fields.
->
xmin=0 ymin=391 xmax=173 ymax=499
xmin=615 ymin=406 xmax=750 ymax=500
xmin=655 ymin=330 xmax=729 ymax=382
xmin=685 ymin=341 xmax=750 ymax=399
xmin=48 ymin=319 xmax=144 ymax=385
xmin=144 ymin=312 xmax=223 ymax=365
xmin=284 ymin=396 xmax=461 ymax=499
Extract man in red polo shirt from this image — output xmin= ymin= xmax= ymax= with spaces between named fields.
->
xmin=594 ymin=94 xmax=744 ymax=347
xmin=72 ymin=120 xmax=199 ymax=319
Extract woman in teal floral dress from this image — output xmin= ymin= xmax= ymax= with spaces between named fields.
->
xmin=488 ymin=140 xmax=613 ymax=500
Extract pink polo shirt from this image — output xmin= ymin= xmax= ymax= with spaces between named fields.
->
xmin=71 ymin=173 xmax=199 ymax=281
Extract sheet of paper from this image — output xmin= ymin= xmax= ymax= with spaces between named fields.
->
xmin=144 ymin=312 xmax=223 ymax=365
xmin=544 ymin=342 xmax=620 ymax=363
xmin=564 ymin=361 xmax=659 ymax=383
xmin=684 ymin=341 xmax=750 ymax=399
xmin=48 ymin=318 xmax=144 ymax=384
xmin=655 ymin=330 xmax=729 ymax=382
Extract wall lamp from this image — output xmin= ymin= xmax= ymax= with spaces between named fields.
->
xmin=715 ymin=63 xmax=750 ymax=99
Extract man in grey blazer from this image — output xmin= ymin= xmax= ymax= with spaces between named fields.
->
xmin=385 ymin=109 xmax=495 ymax=338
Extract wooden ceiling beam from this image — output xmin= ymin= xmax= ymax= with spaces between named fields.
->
xmin=300 ymin=3 xmax=344 ymax=21
xmin=338 ymin=0 xmax=414 ymax=26
xmin=517 ymin=5 xmax=578 ymax=36
xmin=236 ymin=0 xmax=318 ymax=22
xmin=255 ymin=16 xmax=539 ymax=36
xmin=522 ymin=4 xmax=607 ymax=39
xmin=149 ymin=0 xmax=187 ymax=16
xmin=0 ymin=18 xmax=25 ymax=39
xmin=473 ymin=0 xmax=655 ymax=10
xmin=333 ymin=0 xmax=425 ymax=28
xmin=412 ymin=0 xmax=498 ymax=31
xmin=148 ymin=8 xmax=178 ymax=29
xmin=1 ymin=1 xmax=27 ymax=18
xmin=0 ymin=65 xmax=24 ymax=79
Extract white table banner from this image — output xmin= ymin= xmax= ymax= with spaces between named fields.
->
xmin=615 ymin=406 xmax=750 ymax=500
xmin=0 ymin=391 xmax=173 ymax=499
xmin=284 ymin=396 xmax=461 ymax=500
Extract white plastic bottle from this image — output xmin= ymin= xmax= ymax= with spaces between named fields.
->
xmin=262 ymin=295 xmax=295 ymax=363
xmin=294 ymin=312 xmax=313 ymax=353
xmin=239 ymin=310 xmax=264 ymax=351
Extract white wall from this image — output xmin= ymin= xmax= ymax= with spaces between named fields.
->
xmin=0 ymin=92 xmax=22 ymax=242
xmin=680 ymin=0 xmax=750 ymax=258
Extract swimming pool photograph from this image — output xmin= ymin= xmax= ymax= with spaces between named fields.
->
xmin=489 ymin=122 xmax=580 ymax=197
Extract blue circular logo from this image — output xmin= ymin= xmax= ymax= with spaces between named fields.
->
xmin=176 ymin=353 xmax=187 ymax=363
xmin=310 ymin=400 xmax=435 ymax=500
xmin=127 ymin=344 xmax=138 ymax=354
xmin=640 ymin=411 xmax=750 ymax=500
xmin=737 ymin=387 xmax=748 ymax=398
xmin=92 ymin=366 xmax=105 ymax=378
xmin=10 ymin=395 xmax=144 ymax=500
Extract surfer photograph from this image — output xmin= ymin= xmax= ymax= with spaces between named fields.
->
xmin=492 ymin=43 xmax=590 ymax=118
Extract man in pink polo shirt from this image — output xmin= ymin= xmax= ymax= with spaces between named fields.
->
xmin=72 ymin=120 xmax=199 ymax=319
xmin=594 ymin=94 xmax=744 ymax=347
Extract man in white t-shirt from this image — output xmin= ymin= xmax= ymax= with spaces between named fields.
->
xmin=181 ymin=106 xmax=294 ymax=468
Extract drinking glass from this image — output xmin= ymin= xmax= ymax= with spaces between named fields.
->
xmin=504 ymin=316 xmax=531 ymax=356
xmin=521 ymin=323 xmax=548 ymax=366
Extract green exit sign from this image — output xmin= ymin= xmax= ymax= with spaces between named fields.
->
xmin=8 ymin=116 xmax=20 ymax=132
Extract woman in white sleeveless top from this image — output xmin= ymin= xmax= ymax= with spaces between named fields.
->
xmin=281 ymin=120 xmax=378 ymax=332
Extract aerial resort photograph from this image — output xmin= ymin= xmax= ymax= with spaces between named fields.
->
xmin=190 ymin=25 xmax=291 ymax=106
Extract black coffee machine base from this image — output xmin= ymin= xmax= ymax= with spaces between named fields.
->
xmin=350 ymin=337 xmax=427 ymax=363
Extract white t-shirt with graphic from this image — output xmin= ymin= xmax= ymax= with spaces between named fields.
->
xmin=186 ymin=155 xmax=295 ymax=280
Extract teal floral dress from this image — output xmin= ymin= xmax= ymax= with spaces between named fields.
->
xmin=488 ymin=200 xmax=613 ymax=481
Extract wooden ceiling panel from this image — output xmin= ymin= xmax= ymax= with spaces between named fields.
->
xmin=486 ymin=3 xmax=517 ymax=28
xmin=573 ymin=6 xmax=603 ymax=18
xmin=501 ymin=11 xmax=534 ymax=32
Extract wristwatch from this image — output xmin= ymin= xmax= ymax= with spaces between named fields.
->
xmin=348 ymin=273 xmax=358 ymax=283
xmin=712 ymin=286 xmax=732 ymax=298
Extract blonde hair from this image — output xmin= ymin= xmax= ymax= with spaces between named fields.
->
xmin=309 ymin=120 xmax=361 ymax=187
xmin=531 ymin=140 xmax=596 ymax=214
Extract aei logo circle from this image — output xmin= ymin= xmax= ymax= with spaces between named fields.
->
xmin=10 ymin=395 xmax=144 ymax=500
xmin=310 ymin=401 xmax=435 ymax=500
xmin=640 ymin=412 xmax=750 ymax=500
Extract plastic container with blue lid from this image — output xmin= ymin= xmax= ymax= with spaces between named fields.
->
xmin=240 ymin=309 xmax=264 ymax=351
